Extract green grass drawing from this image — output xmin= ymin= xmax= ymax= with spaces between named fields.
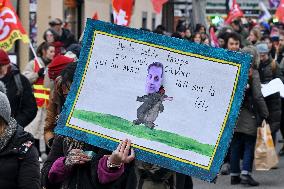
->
xmin=73 ymin=109 xmax=214 ymax=157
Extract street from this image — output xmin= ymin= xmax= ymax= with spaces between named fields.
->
xmin=193 ymin=133 xmax=284 ymax=189
xmin=194 ymin=156 xmax=284 ymax=189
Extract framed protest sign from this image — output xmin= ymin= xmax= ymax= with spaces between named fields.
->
xmin=55 ymin=19 xmax=251 ymax=182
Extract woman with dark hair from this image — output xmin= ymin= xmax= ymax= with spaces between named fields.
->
xmin=43 ymin=29 xmax=64 ymax=57
xmin=261 ymin=35 xmax=276 ymax=59
xmin=191 ymin=33 xmax=202 ymax=44
xmin=202 ymin=34 xmax=211 ymax=46
xmin=195 ymin=24 xmax=206 ymax=34
xmin=23 ymin=42 xmax=55 ymax=159
xmin=0 ymin=81 xmax=40 ymax=189
xmin=184 ymin=28 xmax=192 ymax=41
xmin=195 ymin=24 xmax=206 ymax=39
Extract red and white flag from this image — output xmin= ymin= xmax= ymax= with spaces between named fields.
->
xmin=225 ymin=0 xmax=244 ymax=24
xmin=92 ymin=12 xmax=99 ymax=20
xmin=276 ymin=0 xmax=284 ymax=23
xmin=209 ymin=27 xmax=219 ymax=48
xmin=151 ymin=0 xmax=168 ymax=14
xmin=112 ymin=0 xmax=134 ymax=26
xmin=0 ymin=0 xmax=29 ymax=51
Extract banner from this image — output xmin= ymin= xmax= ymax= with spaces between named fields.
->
xmin=276 ymin=0 xmax=284 ymax=23
xmin=151 ymin=0 xmax=168 ymax=14
xmin=259 ymin=1 xmax=272 ymax=23
xmin=0 ymin=0 xmax=29 ymax=51
xmin=225 ymin=0 xmax=244 ymax=24
xmin=269 ymin=0 xmax=280 ymax=8
xmin=55 ymin=19 xmax=251 ymax=182
xmin=112 ymin=0 xmax=134 ymax=26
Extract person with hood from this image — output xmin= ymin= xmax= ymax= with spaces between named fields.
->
xmin=0 ymin=81 xmax=40 ymax=189
xmin=230 ymin=46 xmax=269 ymax=186
xmin=0 ymin=49 xmax=37 ymax=127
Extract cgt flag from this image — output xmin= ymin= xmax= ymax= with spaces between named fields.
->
xmin=112 ymin=0 xmax=134 ymax=26
xmin=151 ymin=0 xmax=168 ymax=14
xmin=276 ymin=0 xmax=284 ymax=23
xmin=0 ymin=0 xmax=29 ymax=51
xmin=225 ymin=0 xmax=244 ymax=24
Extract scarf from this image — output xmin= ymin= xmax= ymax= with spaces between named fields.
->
xmin=0 ymin=118 xmax=17 ymax=152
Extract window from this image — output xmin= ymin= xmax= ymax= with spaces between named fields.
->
xmin=142 ymin=11 xmax=147 ymax=29
xmin=152 ymin=13 xmax=156 ymax=31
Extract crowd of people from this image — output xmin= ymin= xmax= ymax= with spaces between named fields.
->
xmin=0 ymin=16 xmax=284 ymax=189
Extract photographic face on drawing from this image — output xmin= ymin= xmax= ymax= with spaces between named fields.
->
xmin=145 ymin=63 xmax=163 ymax=94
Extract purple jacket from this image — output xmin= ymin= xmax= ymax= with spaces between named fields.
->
xmin=48 ymin=156 xmax=124 ymax=184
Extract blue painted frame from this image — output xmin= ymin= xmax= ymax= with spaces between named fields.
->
xmin=55 ymin=19 xmax=251 ymax=182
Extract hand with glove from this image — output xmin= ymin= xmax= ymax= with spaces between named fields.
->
xmin=65 ymin=149 xmax=91 ymax=168
xmin=38 ymin=68 xmax=45 ymax=77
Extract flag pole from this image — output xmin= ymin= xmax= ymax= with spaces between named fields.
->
xmin=29 ymin=42 xmax=42 ymax=68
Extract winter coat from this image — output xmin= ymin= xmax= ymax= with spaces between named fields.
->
xmin=136 ymin=161 xmax=193 ymax=189
xmin=44 ymin=76 xmax=64 ymax=144
xmin=277 ymin=46 xmax=284 ymax=64
xmin=41 ymin=135 xmax=137 ymax=189
xmin=59 ymin=28 xmax=77 ymax=49
xmin=0 ymin=64 xmax=37 ymax=127
xmin=0 ymin=118 xmax=40 ymax=189
xmin=235 ymin=69 xmax=269 ymax=136
xmin=234 ymin=27 xmax=249 ymax=47
xmin=23 ymin=57 xmax=47 ymax=84
xmin=258 ymin=57 xmax=284 ymax=133
xmin=23 ymin=57 xmax=50 ymax=139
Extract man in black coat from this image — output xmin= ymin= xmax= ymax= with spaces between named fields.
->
xmin=0 ymin=49 xmax=37 ymax=127
xmin=49 ymin=18 xmax=77 ymax=49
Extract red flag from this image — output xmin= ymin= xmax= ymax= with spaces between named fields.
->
xmin=225 ymin=0 xmax=244 ymax=24
xmin=92 ymin=12 xmax=99 ymax=20
xmin=209 ymin=27 xmax=219 ymax=48
xmin=276 ymin=0 xmax=284 ymax=23
xmin=112 ymin=0 xmax=134 ymax=26
xmin=0 ymin=0 xmax=29 ymax=51
xmin=151 ymin=0 xmax=168 ymax=14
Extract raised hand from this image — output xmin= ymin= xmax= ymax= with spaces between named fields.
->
xmin=65 ymin=149 xmax=91 ymax=167
xmin=108 ymin=139 xmax=135 ymax=165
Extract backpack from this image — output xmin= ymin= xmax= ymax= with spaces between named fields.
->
xmin=13 ymin=73 xmax=23 ymax=96
xmin=13 ymin=73 xmax=23 ymax=112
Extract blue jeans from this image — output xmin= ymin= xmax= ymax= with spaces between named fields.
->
xmin=230 ymin=132 xmax=256 ymax=175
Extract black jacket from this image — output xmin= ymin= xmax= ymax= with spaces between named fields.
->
xmin=235 ymin=69 xmax=269 ymax=136
xmin=258 ymin=58 xmax=284 ymax=133
xmin=59 ymin=28 xmax=77 ymax=49
xmin=0 ymin=64 xmax=37 ymax=127
xmin=41 ymin=135 xmax=137 ymax=189
xmin=0 ymin=124 xmax=40 ymax=189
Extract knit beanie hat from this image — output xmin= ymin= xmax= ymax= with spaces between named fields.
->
xmin=241 ymin=45 xmax=260 ymax=69
xmin=0 ymin=49 xmax=10 ymax=65
xmin=0 ymin=81 xmax=11 ymax=123
xmin=48 ymin=55 xmax=74 ymax=80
